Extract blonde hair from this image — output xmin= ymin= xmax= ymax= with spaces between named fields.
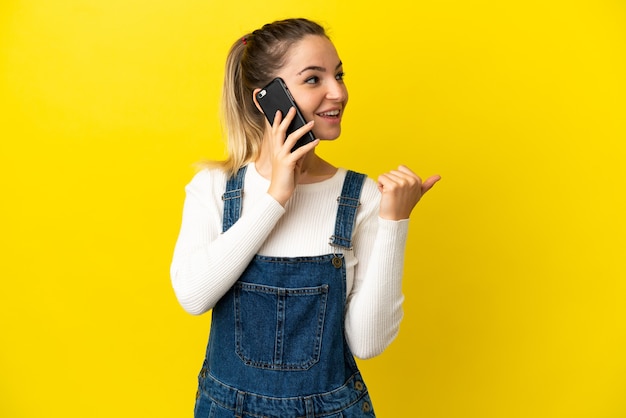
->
xmin=209 ymin=18 xmax=328 ymax=176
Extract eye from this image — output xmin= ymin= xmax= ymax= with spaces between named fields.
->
xmin=335 ymin=72 xmax=345 ymax=82
xmin=305 ymin=76 xmax=320 ymax=84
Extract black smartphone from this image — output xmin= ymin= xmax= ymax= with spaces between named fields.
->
xmin=256 ymin=77 xmax=316 ymax=152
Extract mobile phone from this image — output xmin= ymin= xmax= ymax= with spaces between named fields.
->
xmin=256 ymin=77 xmax=316 ymax=152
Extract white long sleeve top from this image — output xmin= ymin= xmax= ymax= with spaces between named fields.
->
xmin=170 ymin=163 xmax=408 ymax=359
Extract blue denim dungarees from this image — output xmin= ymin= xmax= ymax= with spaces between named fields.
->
xmin=194 ymin=166 xmax=375 ymax=418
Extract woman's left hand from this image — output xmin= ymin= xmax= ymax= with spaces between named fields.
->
xmin=377 ymin=165 xmax=441 ymax=220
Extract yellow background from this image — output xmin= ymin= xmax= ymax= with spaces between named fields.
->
xmin=1 ymin=1 xmax=625 ymax=417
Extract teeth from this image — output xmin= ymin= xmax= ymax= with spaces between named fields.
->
xmin=320 ymin=110 xmax=340 ymax=116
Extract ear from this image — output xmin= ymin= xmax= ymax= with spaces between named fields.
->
xmin=252 ymin=88 xmax=264 ymax=114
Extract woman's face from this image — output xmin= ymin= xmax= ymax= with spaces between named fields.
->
xmin=275 ymin=35 xmax=348 ymax=141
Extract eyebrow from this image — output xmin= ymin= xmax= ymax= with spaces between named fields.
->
xmin=297 ymin=61 xmax=343 ymax=75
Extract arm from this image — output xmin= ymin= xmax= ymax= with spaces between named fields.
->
xmin=345 ymin=166 xmax=440 ymax=358
xmin=171 ymin=108 xmax=320 ymax=315
xmin=344 ymin=184 xmax=409 ymax=359
xmin=170 ymin=169 xmax=285 ymax=315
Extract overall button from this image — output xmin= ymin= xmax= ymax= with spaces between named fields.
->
xmin=354 ymin=381 xmax=364 ymax=391
xmin=362 ymin=401 xmax=371 ymax=412
xmin=332 ymin=256 xmax=343 ymax=268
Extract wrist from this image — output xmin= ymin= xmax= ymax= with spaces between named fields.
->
xmin=267 ymin=186 xmax=290 ymax=207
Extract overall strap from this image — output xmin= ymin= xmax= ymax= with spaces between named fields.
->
xmin=329 ymin=170 xmax=367 ymax=250
xmin=222 ymin=165 xmax=248 ymax=233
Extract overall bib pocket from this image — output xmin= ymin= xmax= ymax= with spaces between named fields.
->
xmin=234 ymin=282 xmax=329 ymax=370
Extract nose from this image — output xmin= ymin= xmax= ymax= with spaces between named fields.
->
xmin=326 ymin=79 xmax=347 ymax=102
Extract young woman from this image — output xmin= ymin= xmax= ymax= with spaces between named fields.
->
xmin=170 ymin=18 xmax=440 ymax=417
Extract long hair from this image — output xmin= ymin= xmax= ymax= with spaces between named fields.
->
xmin=213 ymin=18 xmax=328 ymax=175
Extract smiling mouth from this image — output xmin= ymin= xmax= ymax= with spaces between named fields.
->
xmin=317 ymin=109 xmax=340 ymax=117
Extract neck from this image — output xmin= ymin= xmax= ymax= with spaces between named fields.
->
xmin=255 ymin=137 xmax=337 ymax=184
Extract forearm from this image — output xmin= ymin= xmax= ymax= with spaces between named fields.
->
xmin=171 ymin=192 xmax=284 ymax=315
xmin=345 ymin=218 xmax=409 ymax=359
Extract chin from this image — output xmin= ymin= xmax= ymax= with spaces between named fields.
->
xmin=314 ymin=129 xmax=341 ymax=141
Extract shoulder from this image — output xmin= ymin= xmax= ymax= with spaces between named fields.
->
xmin=339 ymin=169 xmax=380 ymax=215
xmin=187 ymin=166 xmax=228 ymax=188
xmin=354 ymin=172 xmax=380 ymax=203
xmin=184 ymin=167 xmax=229 ymax=205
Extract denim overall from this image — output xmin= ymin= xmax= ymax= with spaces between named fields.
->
xmin=194 ymin=166 xmax=376 ymax=418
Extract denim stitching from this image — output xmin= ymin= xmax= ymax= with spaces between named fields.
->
xmin=200 ymin=371 xmax=370 ymax=417
xmin=222 ymin=166 xmax=247 ymax=233
xmin=234 ymin=283 xmax=329 ymax=371
xmin=329 ymin=171 xmax=366 ymax=250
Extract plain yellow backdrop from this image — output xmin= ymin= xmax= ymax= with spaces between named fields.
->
xmin=1 ymin=1 xmax=625 ymax=417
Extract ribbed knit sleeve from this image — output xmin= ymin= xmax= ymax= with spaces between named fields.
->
xmin=170 ymin=168 xmax=285 ymax=315
xmin=343 ymin=179 xmax=409 ymax=359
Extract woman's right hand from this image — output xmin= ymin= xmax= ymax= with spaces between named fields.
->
xmin=266 ymin=107 xmax=319 ymax=206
